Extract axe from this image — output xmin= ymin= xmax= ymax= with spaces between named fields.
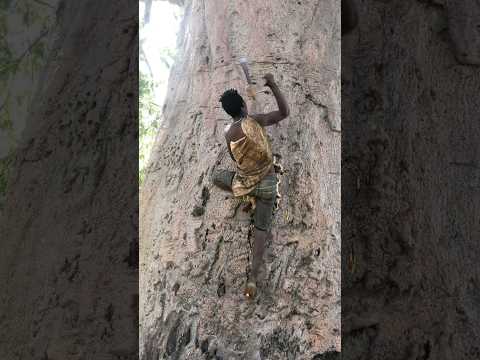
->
xmin=239 ymin=57 xmax=262 ymax=114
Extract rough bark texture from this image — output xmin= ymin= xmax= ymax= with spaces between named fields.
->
xmin=0 ymin=1 xmax=138 ymax=358
xmin=140 ymin=0 xmax=340 ymax=359
xmin=342 ymin=1 xmax=480 ymax=359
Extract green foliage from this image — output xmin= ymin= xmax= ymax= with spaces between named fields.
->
xmin=140 ymin=71 xmax=157 ymax=127
xmin=0 ymin=0 xmax=55 ymax=199
xmin=139 ymin=1 xmax=183 ymax=187
xmin=139 ymin=70 xmax=160 ymax=186
xmin=0 ymin=0 xmax=13 ymax=11
xmin=158 ymin=47 xmax=176 ymax=69
xmin=0 ymin=1 xmax=53 ymax=126
xmin=0 ymin=152 xmax=13 ymax=207
xmin=0 ymin=94 xmax=13 ymax=130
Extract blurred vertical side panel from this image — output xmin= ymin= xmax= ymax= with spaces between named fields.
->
xmin=0 ymin=1 xmax=139 ymax=358
xmin=342 ymin=0 xmax=480 ymax=358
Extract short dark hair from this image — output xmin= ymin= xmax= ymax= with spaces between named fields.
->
xmin=219 ymin=89 xmax=244 ymax=117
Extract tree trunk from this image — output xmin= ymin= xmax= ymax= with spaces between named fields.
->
xmin=342 ymin=1 xmax=480 ymax=358
xmin=0 ymin=1 xmax=138 ymax=358
xmin=140 ymin=0 xmax=340 ymax=359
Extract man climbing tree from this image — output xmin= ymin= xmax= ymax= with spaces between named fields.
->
xmin=213 ymin=73 xmax=290 ymax=298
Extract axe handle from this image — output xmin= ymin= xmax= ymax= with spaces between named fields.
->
xmin=240 ymin=62 xmax=253 ymax=84
xmin=239 ymin=61 xmax=258 ymax=113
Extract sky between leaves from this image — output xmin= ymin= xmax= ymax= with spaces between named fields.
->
xmin=139 ymin=1 xmax=183 ymax=185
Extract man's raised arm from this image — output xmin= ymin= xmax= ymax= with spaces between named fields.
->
xmin=252 ymin=73 xmax=290 ymax=127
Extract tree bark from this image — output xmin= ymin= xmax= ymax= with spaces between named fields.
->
xmin=0 ymin=1 xmax=138 ymax=358
xmin=342 ymin=1 xmax=480 ymax=358
xmin=140 ymin=0 xmax=340 ymax=359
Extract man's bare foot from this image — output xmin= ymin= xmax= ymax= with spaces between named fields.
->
xmin=244 ymin=281 xmax=257 ymax=299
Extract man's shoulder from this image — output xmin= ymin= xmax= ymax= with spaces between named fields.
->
xmin=223 ymin=122 xmax=236 ymax=141
xmin=247 ymin=114 xmax=266 ymax=128
xmin=225 ymin=121 xmax=246 ymax=141
xmin=224 ymin=123 xmax=231 ymax=135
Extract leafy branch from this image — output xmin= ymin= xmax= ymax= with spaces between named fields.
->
xmin=0 ymin=28 xmax=48 ymax=76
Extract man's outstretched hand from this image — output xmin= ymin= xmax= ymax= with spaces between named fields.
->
xmin=251 ymin=72 xmax=290 ymax=126
xmin=263 ymin=73 xmax=276 ymax=88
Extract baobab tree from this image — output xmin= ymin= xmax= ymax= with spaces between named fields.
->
xmin=140 ymin=0 xmax=341 ymax=358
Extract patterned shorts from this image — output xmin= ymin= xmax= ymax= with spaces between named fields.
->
xmin=213 ymin=169 xmax=277 ymax=231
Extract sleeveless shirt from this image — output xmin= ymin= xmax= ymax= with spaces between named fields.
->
xmin=229 ymin=116 xmax=273 ymax=197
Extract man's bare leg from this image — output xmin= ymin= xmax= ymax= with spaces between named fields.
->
xmin=245 ymin=227 xmax=268 ymax=298
xmin=251 ymin=228 xmax=267 ymax=280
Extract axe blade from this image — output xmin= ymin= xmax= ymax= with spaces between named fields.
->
xmin=239 ymin=57 xmax=252 ymax=84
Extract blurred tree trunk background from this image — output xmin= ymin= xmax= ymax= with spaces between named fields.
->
xmin=0 ymin=1 xmax=138 ymax=358
xmin=342 ymin=1 xmax=480 ymax=359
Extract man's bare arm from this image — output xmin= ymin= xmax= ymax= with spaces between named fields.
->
xmin=226 ymin=138 xmax=235 ymax=161
xmin=252 ymin=73 xmax=290 ymax=127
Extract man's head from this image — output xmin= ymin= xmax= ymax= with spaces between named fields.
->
xmin=219 ymin=89 xmax=247 ymax=118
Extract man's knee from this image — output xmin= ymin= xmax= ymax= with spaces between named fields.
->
xmin=253 ymin=175 xmax=278 ymax=200
xmin=212 ymin=169 xmax=234 ymax=190
xmin=212 ymin=170 xmax=222 ymax=186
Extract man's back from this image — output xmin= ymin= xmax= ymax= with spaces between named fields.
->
xmin=226 ymin=116 xmax=273 ymax=197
